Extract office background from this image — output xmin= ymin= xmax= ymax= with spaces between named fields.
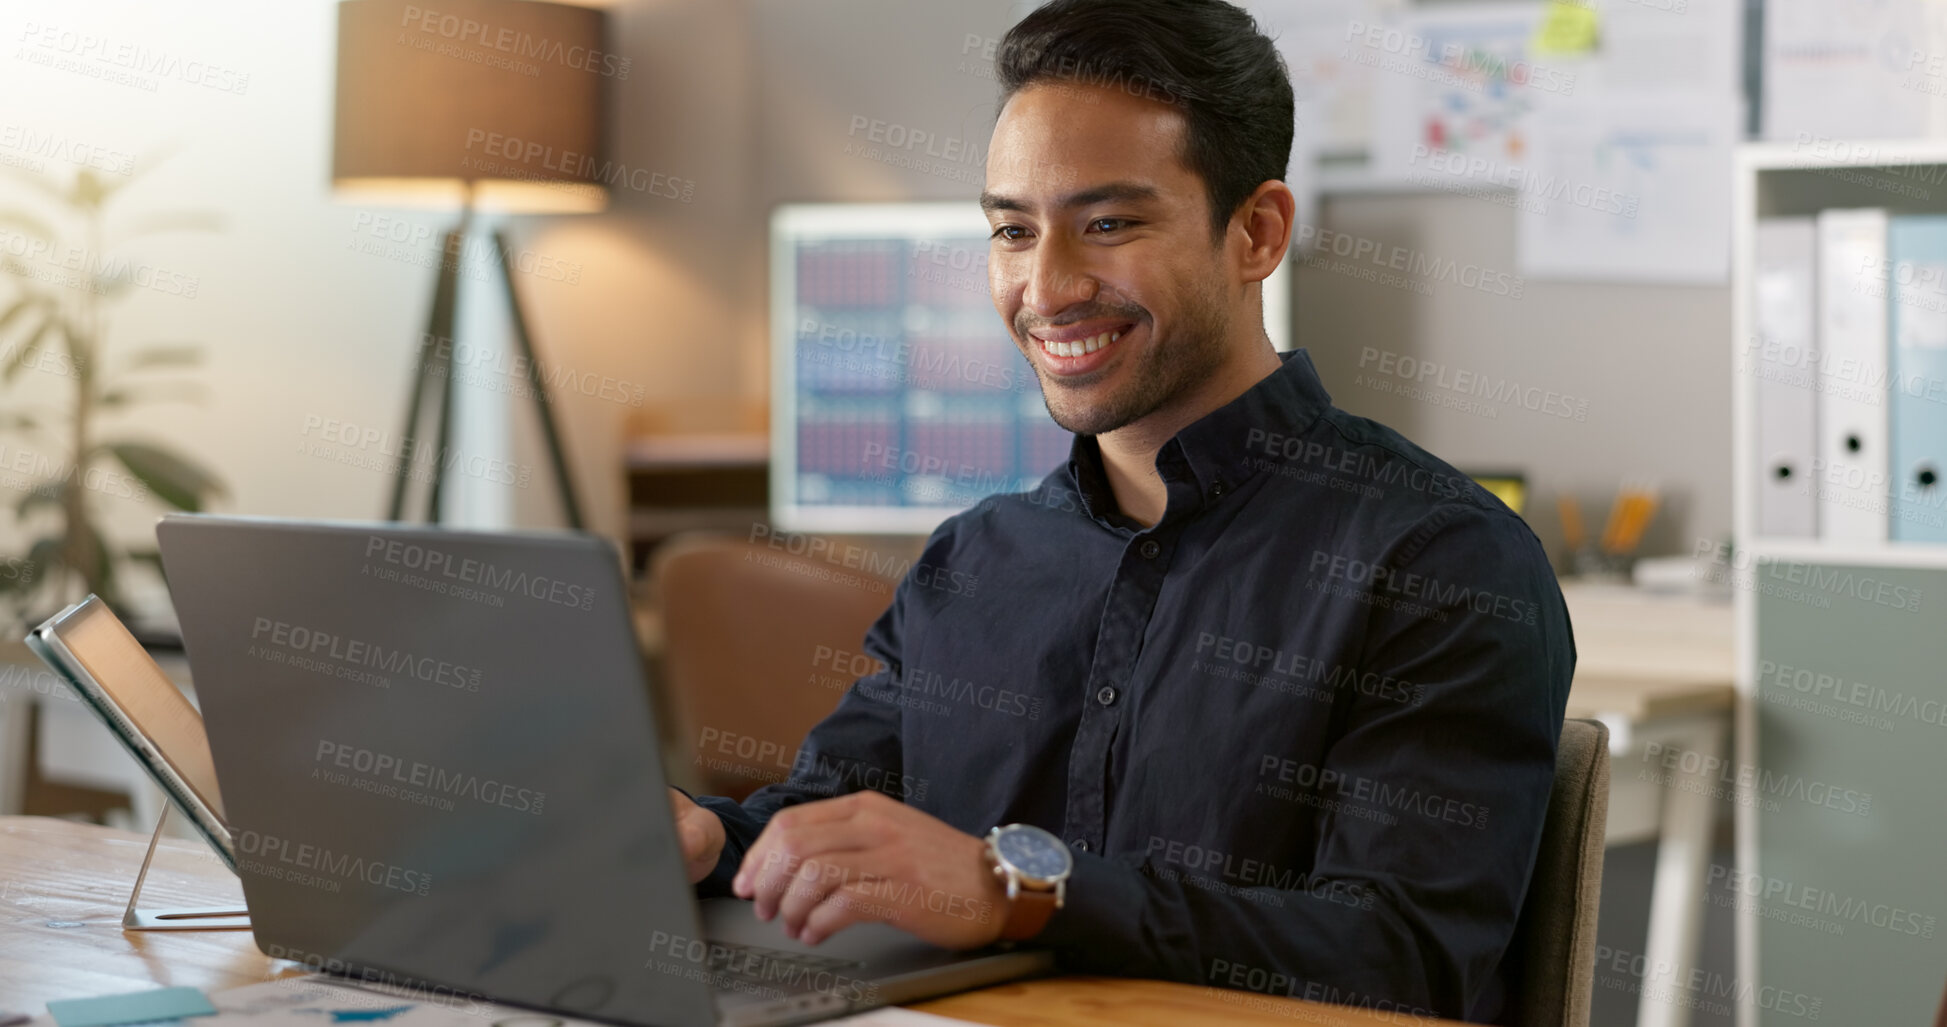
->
xmin=0 ymin=0 xmax=1740 ymax=577
xmin=4 ymin=1 xmax=1944 ymax=1025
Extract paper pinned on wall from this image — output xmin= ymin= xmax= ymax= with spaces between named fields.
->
xmin=1366 ymin=3 xmax=1572 ymax=188
xmin=1531 ymin=0 xmax=1600 ymax=57
xmin=1510 ymin=0 xmax=1742 ymax=283
xmin=1248 ymin=0 xmax=1406 ymax=157
xmin=1563 ymin=0 xmax=1740 ymax=98
xmin=1515 ymin=94 xmax=1738 ymax=283
xmin=1762 ymin=0 xmax=1947 ymax=142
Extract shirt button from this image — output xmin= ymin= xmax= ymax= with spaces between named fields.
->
xmin=1072 ymin=839 xmax=1089 ymax=852
xmin=1096 ymin=685 xmax=1117 ymax=706
xmin=1139 ymin=539 xmax=1161 ymax=559
xmin=1210 ymin=480 xmax=1226 ymax=498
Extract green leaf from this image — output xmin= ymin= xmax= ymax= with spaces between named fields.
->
xmin=101 ymin=441 xmax=224 ymax=511
xmin=71 ymin=516 xmax=114 ymax=599
xmin=101 ymin=142 xmax=178 ymax=202
xmin=97 ymin=273 xmax=137 ymax=301
xmin=111 ymin=211 xmax=221 ymax=246
xmin=0 ymin=210 xmax=55 ymax=243
xmin=120 ymin=548 xmax=167 ymax=590
xmin=16 ymin=480 xmax=64 ymax=518
xmin=26 ymin=537 xmax=61 ymax=569
xmin=115 ymin=344 xmax=202 ymax=374
xmin=99 ymin=382 xmax=207 ymax=409
xmin=0 ymin=295 xmax=41 ymax=338
xmin=0 ymin=537 xmax=67 ymax=598
xmin=0 ymin=558 xmax=32 ymax=595
xmin=71 ymin=169 xmax=107 ymax=210
xmin=0 ymin=312 xmax=55 ymax=384
xmin=0 ymin=165 xmax=65 ymax=205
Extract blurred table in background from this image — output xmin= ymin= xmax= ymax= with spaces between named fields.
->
xmin=1562 ymin=583 xmax=1735 ymax=1027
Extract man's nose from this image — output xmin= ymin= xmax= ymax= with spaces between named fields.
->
xmin=1022 ymin=239 xmax=1098 ymax=318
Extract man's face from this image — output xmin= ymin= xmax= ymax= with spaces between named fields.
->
xmin=982 ymin=81 xmax=1234 ymax=437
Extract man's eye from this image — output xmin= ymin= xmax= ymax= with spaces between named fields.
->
xmin=1090 ymin=218 xmax=1134 ymax=234
xmin=991 ymin=225 xmax=1028 ymax=242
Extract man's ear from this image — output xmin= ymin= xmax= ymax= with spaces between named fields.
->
xmin=1231 ymin=180 xmax=1296 ymax=285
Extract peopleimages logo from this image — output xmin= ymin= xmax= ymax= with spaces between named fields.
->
xmin=364 ymin=535 xmax=597 ymax=611
xmin=234 ymin=830 xmax=432 ymax=896
xmin=399 ymin=5 xmax=630 ymax=79
xmin=314 ymin=740 xmax=545 ymax=815
xmin=252 ymin=618 xmax=482 ymax=693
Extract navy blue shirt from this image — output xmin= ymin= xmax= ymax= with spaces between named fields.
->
xmin=694 ymin=349 xmax=1574 ymax=1024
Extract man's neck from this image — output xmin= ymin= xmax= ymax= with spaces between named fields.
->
xmin=1097 ymin=340 xmax=1283 ymax=529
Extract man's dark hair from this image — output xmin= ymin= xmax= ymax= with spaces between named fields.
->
xmin=995 ymin=0 xmax=1294 ymax=241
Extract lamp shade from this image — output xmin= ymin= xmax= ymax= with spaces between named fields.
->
xmin=332 ymin=0 xmax=612 ymax=213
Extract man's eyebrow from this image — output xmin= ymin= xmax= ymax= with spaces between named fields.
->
xmin=979 ymin=182 xmax=1161 ymax=215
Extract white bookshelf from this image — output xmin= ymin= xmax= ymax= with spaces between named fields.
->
xmin=1728 ymin=140 xmax=1947 ymax=1027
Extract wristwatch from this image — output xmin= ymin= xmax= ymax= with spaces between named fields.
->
xmin=984 ymin=823 xmax=1073 ymax=942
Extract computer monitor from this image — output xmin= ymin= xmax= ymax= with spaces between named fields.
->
xmin=770 ymin=203 xmax=1292 ymax=534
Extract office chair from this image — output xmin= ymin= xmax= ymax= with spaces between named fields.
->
xmin=652 ymin=531 xmax=897 ymax=801
xmin=1505 ymin=718 xmax=1611 ymax=1027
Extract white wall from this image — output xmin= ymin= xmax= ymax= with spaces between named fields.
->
xmin=0 ymin=0 xmax=762 ymax=621
xmin=1296 ymin=191 xmax=1731 ymax=562
xmin=3 ymin=0 xmax=442 ymax=619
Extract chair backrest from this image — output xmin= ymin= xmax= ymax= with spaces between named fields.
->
xmin=1506 ymin=717 xmax=1611 ymax=1027
xmin=652 ymin=532 xmax=896 ymax=801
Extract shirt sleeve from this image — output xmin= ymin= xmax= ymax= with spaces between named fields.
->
xmin=686 ymin=552 xmax=917 ymax=899
xmin=1032 ymin=505 xmax=1576 ymax=1023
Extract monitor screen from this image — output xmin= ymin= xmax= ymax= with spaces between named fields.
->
xmin=771 ymin=203 xmax=1291 ymax=534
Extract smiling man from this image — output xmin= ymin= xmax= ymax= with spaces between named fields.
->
xmin=669 ymin=1 xmax=1575 ymax=1023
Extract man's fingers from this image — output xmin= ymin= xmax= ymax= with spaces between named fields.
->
xmin=736 ymin=812 xmax=879 ymax=908
xmin=744 ymin=823 xmax=878 ymax=922
xmin=670 ymin=789 xmax=725 ymax=884
xmin=762 ymin=845 xmax=908 ymax=933
xmin=775 ymin=856 xmax=855 ymax=938
xmin=677 ymin=815 xmax=710 ymax=863
xmin=799 ymin=880 xmax=882 ymax=946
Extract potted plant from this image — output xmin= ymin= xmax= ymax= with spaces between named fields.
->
xmin=0 ymin=159 xmax=226 ymax=632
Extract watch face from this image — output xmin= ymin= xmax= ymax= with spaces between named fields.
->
xmin=995 ymin=826 xmax=1072 ymax=880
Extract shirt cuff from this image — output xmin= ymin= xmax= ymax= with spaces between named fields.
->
xmin=1030 ymin=849 xmax=1152 ymax=966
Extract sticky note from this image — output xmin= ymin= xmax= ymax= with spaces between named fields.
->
xmin=1532 ymin=0 xmax=1599 ymax=56
xmin=47 ymin=986 xmax=215 ymax=1027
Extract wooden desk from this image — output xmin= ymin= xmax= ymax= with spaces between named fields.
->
xmin=0 ymin=817 xmax=1458 ymax=1026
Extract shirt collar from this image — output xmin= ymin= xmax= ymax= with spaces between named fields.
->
xmin=1065 ymin=348 xmax=1334 ymax=528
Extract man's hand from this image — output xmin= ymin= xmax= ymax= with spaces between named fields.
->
xmin=671 ymin=788 xmax=727 ymax=884
xmin=731 ymin=791 xmax=1007 ymax=950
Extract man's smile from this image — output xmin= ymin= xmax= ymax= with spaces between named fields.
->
xmin=1028 ymin=320 xmax=1139 ymax=375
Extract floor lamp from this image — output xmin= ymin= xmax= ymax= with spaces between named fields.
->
xmin=330 ymin=0 xmax=611 ymax=528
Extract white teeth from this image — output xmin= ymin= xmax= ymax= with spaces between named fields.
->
xmin=1039 ymin=329 xmax=1125 ymax=358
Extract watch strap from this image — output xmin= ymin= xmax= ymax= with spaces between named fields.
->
xmin=999 ymin=885 xmax=1059 ymax=941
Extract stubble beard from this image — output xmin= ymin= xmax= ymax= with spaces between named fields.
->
xmin=1031 ymin=271 xmax=1233 ymax=438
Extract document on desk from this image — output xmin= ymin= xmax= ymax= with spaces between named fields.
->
xmin=177 ymin=978 xmax=607 ymax=1027
xmin=73 ymin=978 xmax=1002 ymax=1027
xmin=826 ymin=1011 xmax=994 ymax=1026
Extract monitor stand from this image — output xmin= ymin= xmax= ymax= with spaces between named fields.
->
xmin=122 ymin=805 xmax=250 ymax=932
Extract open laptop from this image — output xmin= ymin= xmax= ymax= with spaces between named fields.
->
xmin=149 ymin=513 xmax=1052 ymax=1027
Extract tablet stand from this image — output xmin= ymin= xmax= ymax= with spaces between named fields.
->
xmin=122 ymin=805 xmax=250 ymax=931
